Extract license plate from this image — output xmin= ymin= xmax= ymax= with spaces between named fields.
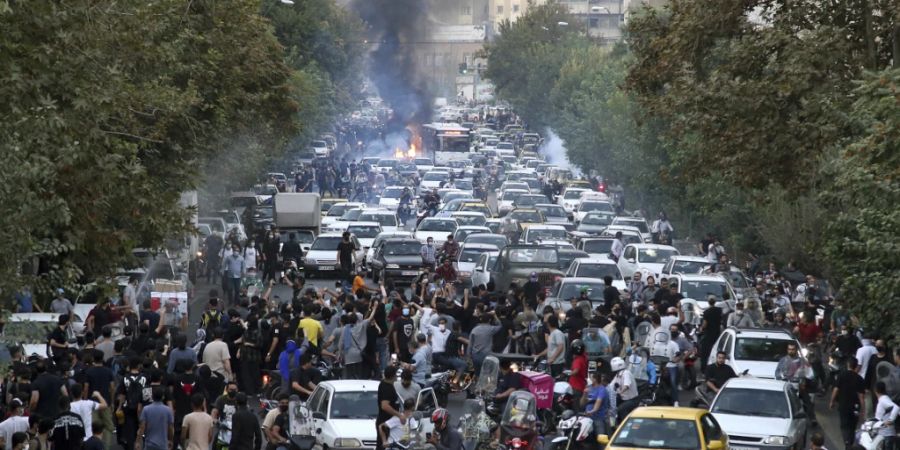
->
xmin=401 ymin=271 xmax=418 ymax=276
xmin=318 ymin=266 xmax=334 ymax=271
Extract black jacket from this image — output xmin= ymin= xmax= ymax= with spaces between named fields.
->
xmin=231 ymin=407 xmax=263 ymax=449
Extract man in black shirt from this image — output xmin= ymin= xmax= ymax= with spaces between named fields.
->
xmin=704 ymin=351 xmax=737 ymax=395
xmin=336 ymin=231 xmax=357 ymax=285
xmin=376 ymin=367 xmax=403 ymax=450
xmin=699 ymin=296 xmax=722 ymax=372
xmin=281 ymin=232 xmax=302 ymax=266
xmin=48 ymin=315 xmax=69 ymax=363
xmin=830 ymin=356 xmax=866 ymax=447
xmin=30 ymin=360 xmax=67 ymax=420
xmin=522 ymin=273 xmax=542 ymax=307
xmin=51 ymin=395 xmax=85 ymax=448
xmin=602 ymin=276 xmax=620 ymax=309
xmin=391 ymin=307 xmax=415 ymax=363
xmin=230 ymin=393 xmax=263 ymax=450
xmin=495 ymin=359 xmax=521 ymax=410
xmin=290 ymin=353 xmax=321 ymax=401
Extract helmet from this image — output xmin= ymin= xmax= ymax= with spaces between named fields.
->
xmin=610 ymin=357 xmax=626 ymax=372
xmin=571 ymin=339 xmax=585 ymax=355
xmin=431 ymin=408 xmax=450 ymax=429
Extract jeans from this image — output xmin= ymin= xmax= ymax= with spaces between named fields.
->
xmin=226 ymin=277 xmax=241 ymax=305
xmin=472 ymin=352 xmax=488 ymax=376
xmin=433 ymin=352 xmax=467 ymax=374
xmin=376 ymin=337 xmax=389 ymax=372
xmin=667 ymin=366 xmax=679 ymax=405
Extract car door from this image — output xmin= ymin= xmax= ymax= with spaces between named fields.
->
xmin=295 ymin=386 xmax=323 ymax=437
xmin=618 ymin=245 xmax=637 ymax=277
xmin=787 ymin=386 xmax=808 ymax=442
xmin=415 ymin=387 xmax=438 ymax=435
xmin=472 ymin=254 xmax=489 ymax=287
xmin=699 ymin=413 xmax=727 ymax=449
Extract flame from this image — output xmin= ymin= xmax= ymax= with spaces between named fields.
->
xmin=394 ymin=148 xmax=404 ymax=159
xmin=407 ymin=144 xmax=416 ymax=158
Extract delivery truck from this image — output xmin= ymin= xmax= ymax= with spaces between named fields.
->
xmin=274 ymin=192 xmax=321 ymax=253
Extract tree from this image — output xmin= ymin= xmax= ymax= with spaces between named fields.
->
xmin=823 ymin=69 xmax=900 ymax=338
xmin=0 ymin=0 xmax=299 ymax=303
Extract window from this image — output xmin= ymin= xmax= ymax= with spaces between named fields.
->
xmin=513 ymin=4 xmax=520 ymax=12
xmin=623 ymin=246 xmax=636 ymax=260
xmin=589 ymin=17 xmax=599 ymax=28
xmin=497 ymin=5 xmax=504 ymax=14
xmin=462 ymin=6 xmax=472 ymax=15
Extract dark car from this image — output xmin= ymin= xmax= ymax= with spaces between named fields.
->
xmin=369 ymin=238 xmax=425 ymax=285
xmin=490 ymin=245 xmax=565 ymax=291
xmin=243 ymin=205 xmax=274 ymax=237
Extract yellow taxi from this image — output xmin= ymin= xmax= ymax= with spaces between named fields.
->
xmin=506 ymin=208 xmax=544 ymax=231
xmin=566 ymin=179 xmax=593 ymax=190
xmin=598 ymin=407 xmax=729 ymax=450
xmin=458 ymin=201 xmax=495 ymax=218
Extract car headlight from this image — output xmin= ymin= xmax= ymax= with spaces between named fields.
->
xmin=335 ymin=438 xmax=363 ymax=448
xmin=306 ymin=258 xmax=317 ymax=265
xmin=386 ymin=264 xmax=400 ymax=269
xmin=763 ymin=436 xmax=788 ymax=445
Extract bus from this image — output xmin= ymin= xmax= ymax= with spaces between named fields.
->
xmin=421 ymin=123 xmax=471 ymax=164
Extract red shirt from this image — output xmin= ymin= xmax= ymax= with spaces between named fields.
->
xmin=569 ymin=354 xmax=588 ymax=392
xmin=796 ymin=322 xmax=820 ymax=345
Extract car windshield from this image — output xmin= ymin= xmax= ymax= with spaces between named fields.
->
xmin=358 ymin=213 xmax=397 ymax=227
xmin=382 ymin=188 xmax=404 ymax=199
xmin=347 ymin=226 xmax=381 ymax=238
xmin=680 ymin=280 xmax=729 ymax=301
xmin=556 ymin=282 xmax=605 ymax=301
xmin=515 ymin=196 xmax=544 ymax=207
xmin=458 ymin=248 xmax=486 ymax=263
xmin=508 ymin=247 xmax=558 ymax=264
xmin=735 ymin=338 xmax=792 ymax=362
xmin=466 ymin=234 xmax=506 ymax=248
xmin=327 ymin=204 xmax=356 ymax=216
xmin=455 ymin=180 xmax=473 ymax=190
xmin=453 ymin=215 xmax=486 ymax=227
xmin=497 ymin=142 xmax=514 ymax=150
xmin=575 ymin=264 xmax=621 ymax=280
xmin=419 ymin=220 xmax=457 ymax=232
xmin=712 ymin=388 xmax=790 ymax=417
xmin=535 ymin=205 xmax=566 ymax=218
xmin=639 ymin=248 xmax=678 ymax=263
xmin=383 ymin=241 xmax=421 ymax=256
xmin=330 ymin=391 xmax=379 ymax=419
xmin=310 ymin=237 xmax=343 ymax=251
xmin=525 ymin=229 xmax=567 ymax=243
xmin=582 ymin=213 xmax=614 ymax=226
xmin=672 ymin=260 xmax=709 ymax=274
xmin=614 ymin=220 xmax=648 ymax=234
xmin=252 ymin=208 xmax=273 ymax=219
xmin=445 ymin=193 xmax=474 ymax=203
xmin=611 ymin=418 xmax=701 ymax=450
xmin=579 ymin=201 xmax=613 ymax=212
xmin=340 ymin=209 xmax=363 ymax=221
xmin=508 ymin=211 xmax=541 ymax=223
xmin=397 ymin=163 xmax=417 ymax=172
xmin=564 ymin=190 xmax=586 ymax=199
xmin=378 ymin=159 xmax=397 ymax=168
xmin=502 ymin=192 xmax=526 ymax=204
xmin=460 ymin=204 xmax=491 ymax=216
xmin=415 ymin=159 xmax=432 ymax=166
xmin=583 ymin=240 xmax=613 ymax=254
xmin=199 ymin=220 xmax=224 ymax=233
xmin=423 ymin=172 xmax=449 ymax=181
xmin=725 ymin=271 xmax=751 ymax=288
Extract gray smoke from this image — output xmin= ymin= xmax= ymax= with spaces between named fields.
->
xmin=352 ymin=0 xmax=433 ymax=131
xmin=540 ymin=128 xmax=582 ymax=177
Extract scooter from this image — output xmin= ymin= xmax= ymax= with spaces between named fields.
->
xmin=547 ymin=412 xmax=594 ymax=450
xmin=856 ymin=419 xmax=890 ymax=450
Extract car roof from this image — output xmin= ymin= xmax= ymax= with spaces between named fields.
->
xmin=574 ymin=257 xmax=617 ymax=265
xmin=627 ymin=244 xmax=678 ymax=250
xmin=527 ymin=225 xmax=566 ymax=230
xmin=347 ymin=222 xmax=380 ymax=227
xmin=670 ymin=255 xmax=710 ymax=262
xmin=315 ymin=233 xmax=346 ymax=238
xmin=727 ymin=327 xmax=798 ymax=340
xmin=628 ymin=406 xmax=708 ymax=420
xmin=457 ymin=226 xmax=490 ymax=230
xmin=535 ymin=203 xmax=563 ymax=208
xmin=461 ymin=243 xmax=500 ymax=251
xmin=676 ymin=274 xmax=728 ymax=282
xmin=359 ymin=210 xmax=396 ymax=215
xmin=721 ymin=377 xmax=789 ymax=392
xmin=9 ymin=313 xmax=74 ymax=322
xmin=320 ymin=380 xmax=380 ymax=392
xmin=451 ymin=211 xmax=485 ymax=216
xmin=559 ymin=277 xmax=606 ymax=284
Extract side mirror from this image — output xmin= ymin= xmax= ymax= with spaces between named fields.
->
xmin=708 ymin=440 xmax=725 ymax=450
xmin=596 ymin=435 xmax=610 ymax=445
xmin=627 ymin=258 xmax=635 ymax=264
xmin=312 ymin=411 xmax=326 ymax=420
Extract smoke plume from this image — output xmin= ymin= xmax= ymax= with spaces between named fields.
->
xmin=540 ymin=129 xmax=582 ymax=177
xmin=352 ymin=0 xmax=433 ymax=132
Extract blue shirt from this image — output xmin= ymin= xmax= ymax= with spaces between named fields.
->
xmin=140 ymin=401 xmax=174 ymax=449
xmin=411 ymin=345 xmax=432 ymax=385
xmin=223 ymin=254 xmax=244 ymax=279
xmin=14 ymin=291 xmax=33 ymax=312
xmin=585 ymin=385 xmax=609 ymax=421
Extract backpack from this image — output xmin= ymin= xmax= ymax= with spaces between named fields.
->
xmin=123 ymin=374 xmax=146 ymax=410
xmin=202 ymin=310 xmax=221 ymax=332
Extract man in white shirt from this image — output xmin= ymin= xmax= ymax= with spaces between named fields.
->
xmin=69 ymin=384 xmax=108 ymax=441
xmin=610 ymin=232 xmax=625 ymax=262
xmin=202 ymin=329 xmax=233 ymax=381
xmin=611 ymin=357 xmax=639 ymax=418
xmin=874 ymin=381 xmax=899 ymax=447
xmin=0 ymin=399 xmax=28 ymax=450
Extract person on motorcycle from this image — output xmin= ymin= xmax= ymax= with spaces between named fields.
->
xmin=428 ymin=408 xmax=463 ymax=450
xmin=703 ymin=351 xmax=737 ymax=398
xmin=425 ymin=189 xmax=440 ymax=218
xmin=569 ymin=339 xmax=588 ymax=398
xmin=399 ymin=187 xmax=413 ymax=226
xmin=441 ymin=235 xmax=460 ymax=261
xmin=495 ymin=360 xmax=521 ymax=405
xmin=611 ymin=357 xmax=640 ymax=420
xmin=379 ymin=399 xmax=418 ymax=448
xmin=775 ymin=342 xmax=816 ymax=425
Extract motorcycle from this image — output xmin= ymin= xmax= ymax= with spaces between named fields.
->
xmin=541 ymin=372 xmax=575 ymax=435
xmin=856 ymin=419 xmax=890 ymax=450
xmin=387 ymin=411 xmax=428 ymax=450
xmin=498 ymin=391 xmax=541 ymax=450
xmin=547 ymin=412 xmax=594 ymax=450
xmin=460 ymin=356 xmax=499 ymax=450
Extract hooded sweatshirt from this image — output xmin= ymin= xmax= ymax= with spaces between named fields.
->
xmin=278 ymin=340 xmax=304 ymax=384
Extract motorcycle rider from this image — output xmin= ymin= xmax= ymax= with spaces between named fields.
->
xmin=610 ymin=357 xmax=639 ymax=420
xmin=399 ymin=187 xmax=413 ymax=226
xmin=775 ymin=342 xmax=816 ymax=425
xmin=424 ymin=189 xmax=440 ymax=218
xmin=428 ymin=409 xmax=462 ymax=450
xmin=698 ymin=351 xmax=737 ymax=404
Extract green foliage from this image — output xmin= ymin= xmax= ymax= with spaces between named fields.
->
xmin=0 ymin=0 xmax=300 ymax=303
xmin=823 ymin=69 xmax=900 ymax=338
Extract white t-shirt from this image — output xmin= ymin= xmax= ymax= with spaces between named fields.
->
xmin=614 ymin=369 xmax=639 ymax=401
xmin=202 ymin=340 xmax=231 ymax=379
xmin=70 ymin=400 xmax=98 ymax=441
xmin=0 ymin=416 xmax=28 ymax=450
xmin=430 ymin=328 xmax=451 ymax=353
xmin=383 ymin=416 xmax=419 ymax=444
xmin=876 ymin=395 xmax=899 ymax=437
xmin=244 ymin=248 xmax=258 ymax=271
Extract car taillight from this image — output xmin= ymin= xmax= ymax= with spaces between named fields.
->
xmin=598 ymin=182 xmax=606 ymax=192
xmin=507 ymin=438 xmax=528 ymax=449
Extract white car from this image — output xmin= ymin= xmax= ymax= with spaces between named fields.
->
xmin=661 ymin=255 xmax=711 ymax=276
xmin=599 ymin=225 xmax=644 ymax=245
xmin=321 ymin=202 xmax=365 ymax=228
xmin=574 ymin=199 xmax=615 ymax=224
xmin=357 ymin=210 xmax=400 ymax=233
xmin=483 ymin=138 xmax=499 ymax=151
xmin=710 ymin=377 xmax=809 ymax=450
xmin=611 ymin=216 xmax=652 ymax=242
xmin=453 ymin=226 xmax=492 ymax=243
xmin=6 ymin=313 xmax=84 ymax=358
xmin=378 ymin=187 xmax=405 ymax=210
xmin=499 ymin=181 xmax=530 ymax=192
xmin=616 ymin=243 xmax=679 ymax=279
xmin=565 ymin=258 xmax=626 ymax=291
xmin=297 ymin=380 xmax=438 ymax=450
xmin=576 ymin=237 xmax=615 ymax=259
xmin=456 ymin=244 xmax=500 ymax=285
xmin=470 ymin=252 xmax=498 ymax=288
xmin=420 ymin=171 xmax=450 ymax=190
xmin=707 ymin=327 xmax=804 ymax=379
xmin=558 ymin=188 xmax=589 ymax=214
xmin=311 ymin=140 xmax=329 ymax=157
xmin=345 ymin=222 xmax=382 ymax=250
xmin=522 ymin=225 xmax=569 ymax=245
xmin=674 ymin=274 xmax=741 ymax=313
xmin=545 ymin=277 xmax=608 ymax=310
xmin=497 ymin=189 xmax=529 ymax=216
xmin=303 ymin=233 xmax=364 ymax=277
xmin=414 ymin=158 xmax=434 ymax=174
xmin=375 ymin=158 xmax=398 ymax=174
xmin=414 ymin=218 xmax=458 ymax=244
xmin=449 ymin=211 xmax=487 ymax=228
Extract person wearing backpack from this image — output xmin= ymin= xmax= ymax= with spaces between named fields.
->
xmin=200 ymin=297 xmax=223 ymax=338
xmin=170 ymin=360 xmax=204 ymax=447
xmin=116 ymin=356 xmax=148 ymax=450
